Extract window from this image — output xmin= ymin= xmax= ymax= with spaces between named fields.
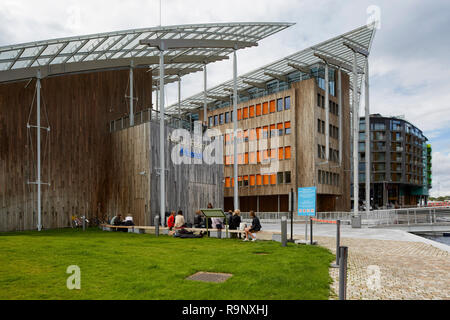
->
xmin=285 ymin=171 xmax=291 ymax=184
xmin=285 ymin=96 xmax=291 ymax=110
xmin=244 ymin=152 xmax=249 ymax=164
xmin=256 ymin=104 xmax=262 ymax=116
xmin=270 ymin=100 xmax=276 ymax=113
xmin=243 ymin=107 xmax=249 ymax=119
xmin=263 ymin=174 xmax=270 ymax=185
xmin=257 ymin=151 xmax=262 ymax=163
xmin=263 ymin=102 xmax=269 ymax=114
xmin=249 ymin=152 xmax=256 ymax=164
xmin=244 ymin=130 xmax=249 ymax=142
xmin=318 ymin=170 xmax=322 ymax=184
xmin=285 ymin=121 xmax=291 ymax=135
xmin=317 ymin=93 xmax=322 ymax=107
xmin=244 ymin=175 xmax=249 ymax=187
xmin=322 ymin=96 xmax=325 ymax=109
xmin=262 ymin=126 xmax=269 ymax=138
xmin=249 ymin=129 xmax=256 ymax=141
xmin=238 ymin=154 xmax=244 ymax=165
xmin=225 ymin=177 xmax=231 ymax=188
xmin=219 ymin=113 xmax=224 ymax=125
xmin=270 ymin=149 xmax=277 ymax=160
xmin=270 ymin=174 xmax=277 ymax=185
xmin=277 ymin=98 xmax=283 ymax=112
xmin=285 ymin=146 xmax=291 ymax=159
xmin=277 ymin=172 xmax=284 ymax=184
xmin=317 ymin=119 xmax=321 ymax=133
xmin=214 ymin=115 xmax=218 ymax=126
xmin=209 ymin=116 xmax=213 ymax=127
xmin=225 ymin=112 xmax=230 ymax=124
xmin=238 ymin=176 xmax=243 ymax=187
xmin=270 ymin=124 xmax=276 ymax=137
xmin=277 ymin=123 xmax=284 ymax=136
xmin=249 ymin=105 xmax=255 ymax=118
xmin=278 ymin=147 xmax=284 ymax=160
xmin=237 ymin=109 xmax=242 ymax=121
xmin=256 ymin=127 xmax=262 ymax=140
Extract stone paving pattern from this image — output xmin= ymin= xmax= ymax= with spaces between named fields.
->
xmin=255 ymin=231 xmax=450 ymax=300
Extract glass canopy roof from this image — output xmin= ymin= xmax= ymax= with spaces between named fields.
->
xmin=167 ymin=24 xmax=376 ymax=114
xmin=0 ymin=22 xmax=294 ymax=83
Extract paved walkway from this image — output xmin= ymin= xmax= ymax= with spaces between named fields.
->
xmin=259 ymin=223 xmax=450 ymax=300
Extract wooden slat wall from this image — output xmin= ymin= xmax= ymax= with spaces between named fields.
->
xmin=0 ymin=68 xmax=151 ymax=232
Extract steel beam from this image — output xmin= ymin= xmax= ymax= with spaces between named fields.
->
xmin=159 ymin=49 xmax=165 ymax=226
xmin=37 ymin=70 xmax=42 ymax=231
xmin=233 ymin=49 xmax=239 ymax=210
xmin=325 ymin=63 xmax=330 ymax=161
xmin=365 ymin=59 xmax=370 ymax=213
xmin=129 ymin=60 xmax=134 ymax=126
xmin=139 ymin=39 xmax=258 ymax=50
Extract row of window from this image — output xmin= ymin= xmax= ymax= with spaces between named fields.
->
xmin=224 ymin=147 xmax=292 ymax=165
xmin=224 ymin=122 xmax=291 ymax=143
xmin=317 ymin=119 xmax=339 ymax=139
xmin=318 ymin=170 xmax=340 ymax=186
xmin=317 ymin=93 xmax=339 ymax=116
xmin=208 ymin=96 xmax=291 ymax=127
xmin=225 ymin=171 xmax=292 ymax=187
xmin=317 ymin=145 xmax=340 ymax=162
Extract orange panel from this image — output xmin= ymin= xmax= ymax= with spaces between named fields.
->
xmin=277 ymin=123 xmax=283 ymax=130
xmin=263 ymin=102 xmax=269 ymax=114
xmin=257 ymin=151 xmax=262 ymax=163
xmin=243 ymin=107 xmax=249 ymax=119
xmin=250 ymin=175 xmax=256 ymax=186
xmin=285 ymin=121 xmax=291 ymax=129
xmin=270 ymin=100 xmax=276 ymax=113
xmin=237 ymin=109 xmax=242 ymax=120
xmin=263 ymin=126 xmax=269 ymax=138
xmin=256 ymin=127 xmax=261 ymax=140
xmin=249 ymin=129 xmax=256 ymax=141
xmin=285 ymin=146 xmax=291 ymax=159
xmin=271 ymin=149 xmax=276 ymax=159
xmin=225 ymin=177 xmax=231 ymax=188
xmin=256 ymin=174 xmax=262 ymax=186
xmin=263 ymin=150 xmax=269 ymax=160
xmin=256 ymin=104 xmax=262 ymax=116
xmin=249 ymin=105 xmax=255 ymax=117
xmin=263 ymin=174 xmax=269 ymax=185
xmin=270 ymin=174 xmax=277 ymax=185
xmin=244 ymin=153 xmax=249 ymax=164
xmin=278 ymin=147 xmax=284 ymax=160
xmin=249 ymin=152 xmax=256 ymax=164
xmin=231 ymin=177 xmax=235 ymax=186
xmin=244 ymin=175 xmax=249 ymax=183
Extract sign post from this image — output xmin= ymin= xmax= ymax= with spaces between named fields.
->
xmin=297 ymin=187 xmax=317 ymax=245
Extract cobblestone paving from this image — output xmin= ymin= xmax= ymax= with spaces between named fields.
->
xmin=256 ymin=231 xmax=449 ymax=299
xmin=315 ymin=236 xmax=450 ymax=300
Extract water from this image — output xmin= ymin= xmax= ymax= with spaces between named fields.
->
xmin=418 ymin=234 xmax=450 ymax=246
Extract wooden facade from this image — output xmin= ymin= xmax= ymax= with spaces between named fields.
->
xmin=0 ymin=68 xmax=223 ymax=232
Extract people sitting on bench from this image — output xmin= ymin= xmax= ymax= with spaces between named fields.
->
xmin=244 ymin=211 xmax=261 ymax=242
xmin=174 ymin=210 xmax=186 ymax=229
xmin=230 ymin=209 xmax=242 ymax=238
xmin=194 ymin=210 xmax=205 ymax=228
xmin=167 ymin=211 xmax=175 ymax=231
xmin=211 ymin=216 xmax=223 ymax=230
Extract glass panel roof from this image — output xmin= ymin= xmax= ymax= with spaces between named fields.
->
xmin=0 ymin=22 xmax=293 ymax=83
xmin=167 ymin=24 xmax=376 ymax=114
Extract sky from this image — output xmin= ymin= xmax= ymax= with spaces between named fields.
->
xmin=1 ymin=0 xmax=449 ymax=197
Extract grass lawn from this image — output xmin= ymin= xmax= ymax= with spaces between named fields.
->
xmin=0 ymin=228 xmax=334 ymax=300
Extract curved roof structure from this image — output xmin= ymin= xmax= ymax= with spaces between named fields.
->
xmin=167 ymin=23 xmax=376 ymax=114
xmin=0 ymin=22 xmax=294 ymax=83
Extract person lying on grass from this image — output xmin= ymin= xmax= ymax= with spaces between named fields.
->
xmin=244 ymin=211 xmax=261 ymax=242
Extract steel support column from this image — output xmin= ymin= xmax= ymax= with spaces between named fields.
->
xmin=129 ymin=60 xmax=134 ymax=126
xmin=325 ymin=63 xmax=330 ymax=160
xmin=365 ymin=59 xmax=370 ymax=213
xmin=159 ymin=50 xmax=165 ymax=225
xmin=37 ymin=70 xmax=42 ymax=231
xmin=352 ymin=51 xmax=359 ymax=215
xmin=178 ymin=76 xmax=181 ymax=127
xmin=233 ymin=49 xmax=239 ymax=210
xmin=203 ymin=63 xmax=207 ymax=124
xmin=338 ymin=68 xmax=343 ymax=165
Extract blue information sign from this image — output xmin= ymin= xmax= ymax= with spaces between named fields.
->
xmin=298 ymin=187 xmax=317 ymax=216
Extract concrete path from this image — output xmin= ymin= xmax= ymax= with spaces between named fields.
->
xmin=259 ymin=222 xmax=450 ymax=300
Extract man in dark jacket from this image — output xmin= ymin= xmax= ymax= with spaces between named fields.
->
xmin=194 ymin=210 xmax=205 ymax=228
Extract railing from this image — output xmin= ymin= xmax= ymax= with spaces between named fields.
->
xmin=241 ymin=206 xmax=450 ymax=226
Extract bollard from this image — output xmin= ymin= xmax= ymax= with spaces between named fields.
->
xmin=82 ymin=216 xmax=86 ymax=232
xmin=281 ymin=216 xmax=287 ymax=247
xmin=310 ymin=217 xmax=313 ymax=245
xmin=155 ymin=215 xmax=160 ymax=237
xmin=336 ymin=220 xmax=341 ymax=265
xmin=339 ymin=246 xmax=348 ymax=300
